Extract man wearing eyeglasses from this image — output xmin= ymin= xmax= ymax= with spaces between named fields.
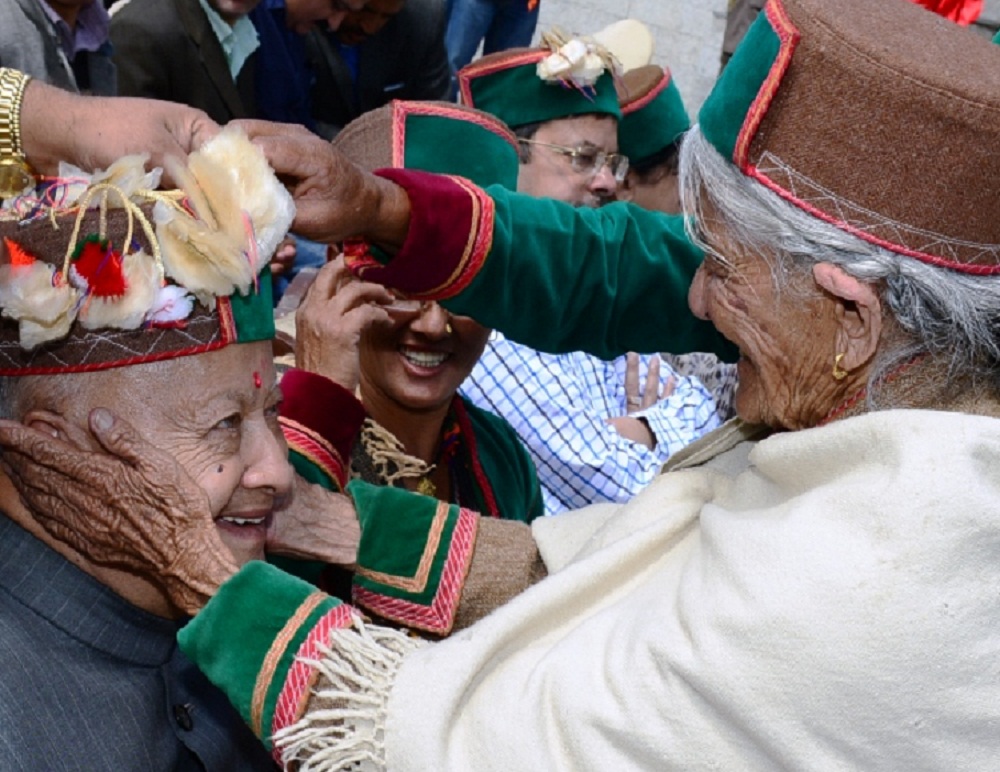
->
xmin=455 ymin=39 xmax=725 ymax=515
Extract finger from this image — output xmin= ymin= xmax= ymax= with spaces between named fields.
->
xmin=301 ymin=257 xmax=343 ymax=308
xmin=250 ymin=133 xmax=329 ymax=183
xmin=643 ymin=355 xmax=662 ymax=409
xmin=662 ymin=375 xmax=676 ymax=399
xmin=333 ymin=278 xmax=394 ymax=312
xmin=624 ymin=352 xmax=641 ymax=413
xmin=88 ymin=408 xmax=169 ymax=474
xmin=234 ymin=118 xmax=316 ymax=142
xmin=0 ymin=421 xmax=95 ymax=471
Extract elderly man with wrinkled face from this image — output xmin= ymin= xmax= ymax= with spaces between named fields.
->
xmin=0 ymin=131 xmax=298 ymax=769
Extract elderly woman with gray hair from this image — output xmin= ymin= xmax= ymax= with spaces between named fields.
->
xmin=4 ymin=0 xmax=1000 ymax=768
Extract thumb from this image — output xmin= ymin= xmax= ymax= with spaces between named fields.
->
xmin=89 ymin=408 xmax=161 ymax=471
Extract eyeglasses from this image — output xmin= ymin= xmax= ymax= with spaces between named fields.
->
xmin=518 ymin=139 xmax=629 ymax=183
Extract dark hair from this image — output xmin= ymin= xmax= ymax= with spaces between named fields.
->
xmin=512 ymin=122 xmax=543 ymax=163
xmin=629 ymin=139 xmax=682 ymax=183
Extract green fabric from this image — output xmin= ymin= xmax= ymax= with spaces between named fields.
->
xmin=405 ymin=114 xmax=518 ymax=190
xmin=462 ymin=400 xmax=543 ymax=522
xmin=699 ymin=10 xmax=782 ymax=163
xmin=230 ymin=269 xmax=275 ymax=343
xmin=288 ymin=445 xmax=339 ymax=491
xmin=993 ymin=28 xmax=1000 ymax=45
xmin=468 ymin=64 xmax=620 ymax=129
xmin=177 ymin=561 xmax=341 ymax=748
xmin=619 ymin=78 xmax=690 ymax=163
xmin=445 ymin=188 xmax=737 ymax=362
xmin=348 ymin=478 xmax=461 ymax=605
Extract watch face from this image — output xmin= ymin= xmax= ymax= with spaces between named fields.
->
xmin=0 ymin=160 xmax=33 ymax=199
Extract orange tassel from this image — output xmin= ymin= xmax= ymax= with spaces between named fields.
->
xmin=3 ymin=237 xmax=37 ymax=267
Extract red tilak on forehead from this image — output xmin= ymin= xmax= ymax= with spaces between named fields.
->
xmin=253 ymin=371 xmax=262 ymax=389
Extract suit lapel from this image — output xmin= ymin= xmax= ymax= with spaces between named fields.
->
xmin=175 ymin=0 xmax=250 ymax=118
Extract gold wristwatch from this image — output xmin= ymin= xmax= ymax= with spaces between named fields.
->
xmin=0 ymin=68 xmax=36 ymax=199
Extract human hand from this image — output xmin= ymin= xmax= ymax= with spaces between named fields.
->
xmin=0 ymin=409 xmax=237 ymax=615
xmin=295 ymin=254 xmax=396 ymax=391
xmin=606 ymin=416 xmax=656 ymax=449
xmin=624 ymin=353 xmax=674 ymax=414
xmin=235 ymin=119 xmax=411 ymax=247
xmin=270 ymin=236 xmax=297 ymax=276
xmin=21 ymin=79 xmax=219 ymax=181
xmin=267 ymin=474 xmax=360 ymax=566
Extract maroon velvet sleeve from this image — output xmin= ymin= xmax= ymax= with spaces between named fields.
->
xmin=343 ymin=168 xmax=494 ymax=299
xmin=278 ymin=369 xmax=366 ymax=488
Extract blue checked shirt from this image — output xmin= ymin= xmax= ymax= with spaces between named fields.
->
xmin=461 ymin=332 xmax=724 ymax=515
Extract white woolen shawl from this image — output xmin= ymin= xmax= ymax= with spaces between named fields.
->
xmin=385 ymin=409 xmax=1000 ymax=770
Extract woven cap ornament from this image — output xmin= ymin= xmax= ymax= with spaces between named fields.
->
xmin=617 ymin=65 xmax=690 ymax=167
xmin=457 ymin=29 xmax=622 ymax=129
xmin=698 ymin=0 xmax=1000 ymax=274
xmin=0 ymin=126 xmax=294 ymax=374
xmin=332 ymin=100 xmax=519 ymax=189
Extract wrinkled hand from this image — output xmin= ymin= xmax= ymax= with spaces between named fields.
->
xmin=235 ymin=119 xmax=411 ymax=247
xmin=22 ymin=79 xmax=219 ymax=181
xmin=0 ymin=409 xmax=237 ymax=615
xmin=268 ymin=473 xmax=360 ymax=566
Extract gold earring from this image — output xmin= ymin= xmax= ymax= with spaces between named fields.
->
xmin=445 ymin=321 xmax=453 ymax=334
xmin=832 ymin=352 xmax=848 ymax=380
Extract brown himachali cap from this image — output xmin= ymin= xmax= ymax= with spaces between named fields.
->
xmin=698 ymin=0 xmax=1000 ymax=273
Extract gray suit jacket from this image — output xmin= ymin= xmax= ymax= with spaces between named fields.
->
xmin=111 ymin=0 xmax=256 ymax=123
xmin=307 ymin=0 xmax=451 ymax=137
xmin=0 ymin=0 xmax=115 ymax=95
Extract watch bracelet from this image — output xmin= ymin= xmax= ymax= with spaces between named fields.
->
xmin=0 ymin=67 xmax=32 ymax=160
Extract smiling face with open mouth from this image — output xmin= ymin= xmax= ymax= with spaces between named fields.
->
xmin=89 ymin=341 xmax=294 ymax=566
xmin=358 ymin=301 xmax=490 ymax=415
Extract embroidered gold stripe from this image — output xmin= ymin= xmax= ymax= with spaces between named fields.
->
xmin=250 ymin=591 xmax=327 ymax=737
xmin=355 ymin=500 xmax=449 ymax=593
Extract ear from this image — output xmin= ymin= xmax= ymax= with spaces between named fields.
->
xmin=812 ymin=263 xmax=882 ymax=372
xmin=23 ymin=410 xmax=100 ymax=451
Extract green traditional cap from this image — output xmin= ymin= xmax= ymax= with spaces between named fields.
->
xmin=618 ymin=65 xmax=690 ymax=165
xmin=0 ymin=127 xmax=290 ymax=374
xmin=457 ymin=33 xmax=621 ymax=129
xmin=332 ymin=100 xmax=519 ymax=190
xmin=698 ymin=0 xmax=1000 ymax=274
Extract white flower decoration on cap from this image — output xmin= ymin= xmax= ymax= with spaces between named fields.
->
xmin=536 ymin=28 xmax=622 ymax=90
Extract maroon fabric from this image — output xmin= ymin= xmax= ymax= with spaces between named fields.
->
xmin=348 ymin=169 xmax=481 ymax=297
xmin=279 ymin=368 xmax=367 ymax=465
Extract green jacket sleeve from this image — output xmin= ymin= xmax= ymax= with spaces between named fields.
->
xmin=346 ymin=169 xmax=736 ymax=361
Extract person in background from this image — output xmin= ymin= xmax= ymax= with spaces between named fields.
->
xmin=249 ymin=0 xmax=368 ymax=130
xmin=444 ymin=0 xmax=539 ymax=97
xmin=110 ymin=0 xmax=263 ymax=123
xmin=0 ymin=0 xmax=115 ymax=95
xmin=283 ymin=101 xmax=543 ymax=546
xmin=306 ymin=0 xmax=450 ymax=138
xmin=457 ymin=37 xmax=728 ymax=514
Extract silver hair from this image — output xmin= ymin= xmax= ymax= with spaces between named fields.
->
xmin=679 ymin=125 xmax=1000 ymax=400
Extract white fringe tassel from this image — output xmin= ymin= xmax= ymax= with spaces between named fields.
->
xmin=272 ymin=616 xmax=426 ymax=771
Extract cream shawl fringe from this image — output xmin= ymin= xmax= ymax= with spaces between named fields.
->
xmin=272 ymin=617 xmax=424 ymax=771
xmin=385 ymin=410 xmax=1000 ymax=770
